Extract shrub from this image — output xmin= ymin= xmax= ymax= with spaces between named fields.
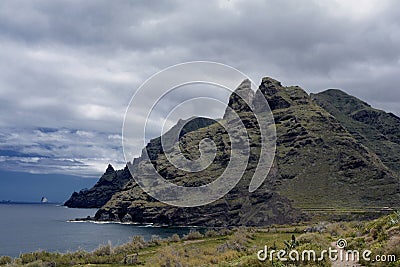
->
xmin=217 ymin=228 xmax=233 ymax=236
xmin=182 ymin=230 xmax=203 ymax=240
xmin=169 ymin=233 xmax=180 ymax=242
xmin=326 ymin=222 xmax=348 ymax=237
xmin=385 ymin=236 xmax=400 ymax=257
xmin=0 ymin=256 xmax=12 ymax=265
xmin=150 ymin=234 xmax=164 ymax=246
xmin=132 ymin=235 xmax=145 ymax=245
xmin=20 ymin=252 xmax=39 ymax=264
xmin=150 ymin=246 xmax=184 ymax=266
xmin=113 ymin=235 xmax=146 ymax=254
xmin=93 ymin=241 xmax=113 ymax=256
xmin=204 ymin=229 xmax=219 ymax=237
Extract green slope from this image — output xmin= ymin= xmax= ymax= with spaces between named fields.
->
xmin=312 ymin=89 xmax=400 ymax=176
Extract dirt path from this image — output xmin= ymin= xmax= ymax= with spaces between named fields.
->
xmin=330 ymin=242 xmax=363 ymax=267
xmin=183 ymin=239 xmax=207 ymax=245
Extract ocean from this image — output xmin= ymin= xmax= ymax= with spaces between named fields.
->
xmin=0 ymin=203 xmax=191 ymax=257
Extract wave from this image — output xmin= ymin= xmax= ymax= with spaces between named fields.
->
xmin=66 ymin=220 xmax=154 ymax=226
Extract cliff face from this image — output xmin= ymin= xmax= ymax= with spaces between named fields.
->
xmin=64 ymin=164 xmax=132 ymax=208
xmin=311 ymin=89 xmax=400 ymax=177
xmin=67 ymin=77 xmax=400 ymax=226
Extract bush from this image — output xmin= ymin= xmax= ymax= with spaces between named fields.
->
xmin=385 ymin=236 xmax=400 ymax=257
xmin=113 ymin=235 xmax=146 ymax=254
xmin=93 ymin=241 xmax=113 ymax=256
xmin=150 ymin=246 xmax=184 ymax=266
xmin=204 ymin=229 xmax=219 ymax=237
xmin=0 ymin=256 xmax=12 ymax=265
xmin=182 ymin=230 xmax=203 ymax=240
xmin=169 ymin=233 xmax=180 ymax=242
xmin=150 ymin=234 xmax=164 ymax=246
xmin=326 ymin=222 xmax=348 ymax=237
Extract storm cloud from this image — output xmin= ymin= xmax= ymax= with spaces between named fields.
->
xmin=0 ymin=0 xmax=399 ymax=176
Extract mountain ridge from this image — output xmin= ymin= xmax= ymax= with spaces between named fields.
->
xmin=65 ymin=77 xmax=400 ymax=226
xmin=311 ymin=89 xmax=400 ymax=177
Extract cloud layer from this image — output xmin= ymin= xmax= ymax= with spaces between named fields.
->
xmin=0 ymin=128 xmax=124 ymax=176
xmin=0 ymin=0 xmax=399 ymax=176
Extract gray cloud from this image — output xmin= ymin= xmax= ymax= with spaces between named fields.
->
xmin=0 ymin=0 xmax=399 ymax=176
xmin=0 ymin=128 xmax=125 ymax=176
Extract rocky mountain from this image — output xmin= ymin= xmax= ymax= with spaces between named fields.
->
xmin=66 ymin=77 xmax=400 ymax=226
xmin=311 ymin=89 xmax=400 ymax=177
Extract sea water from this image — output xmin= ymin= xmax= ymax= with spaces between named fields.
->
xmin=0 ymin=203 xmax=191 ymax=257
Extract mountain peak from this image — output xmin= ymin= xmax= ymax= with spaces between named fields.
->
xmin=223 ymin=79 xmax=254 ymax=120
xmin=254 ymin=77 xmax=313 ymax=112
xmin=238 ymin=78 xmax=251 ymax=88
xmin=312 ymin=89 xmax=372 ymax=114
xmin=317 ymin=88 xmax=350 ymax=96
xmin=259 ymin=77 xmax=282 ymax=95
xmin=261 ymin=76 xmax=282 ymax=86
xmin=105 ymin=164 xmax=115 ymax=174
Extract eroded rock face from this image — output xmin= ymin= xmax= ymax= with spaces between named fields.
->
xmin=74 ymin=77 xmax=400 ymax=226
xmin=64 ymin=165 xmax=132 ymax=208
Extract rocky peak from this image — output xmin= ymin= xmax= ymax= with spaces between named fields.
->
xmin=257 ymin=77 xmax=312 ymax=110
xmin=259 ymin=77 xmax=282 ymax=96
xmin=105 ymin=164 xmax=115 ymax=174
xmin=223 ymin=79 xmax=254 ymax=120
xmin=256 ymin=77 xmax=291 ymax=111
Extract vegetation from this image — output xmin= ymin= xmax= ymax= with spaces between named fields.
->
xmin=1 ymin=213 xmax=399 ymax=266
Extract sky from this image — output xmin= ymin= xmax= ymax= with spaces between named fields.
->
xmin=0 ymin=0 xmax=399 ymax=191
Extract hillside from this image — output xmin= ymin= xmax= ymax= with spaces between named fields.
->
xmin=311 ymin=89 xmax=400 ymax=177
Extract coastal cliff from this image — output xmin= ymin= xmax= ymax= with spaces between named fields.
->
xmin=66 ymin=77 xmax=400 ymax=226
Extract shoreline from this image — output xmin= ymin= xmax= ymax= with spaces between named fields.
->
xmin=68 ymin=217 xmax=206 ymax=228
xmin=1 ymin=213 xmax=398 ymax=266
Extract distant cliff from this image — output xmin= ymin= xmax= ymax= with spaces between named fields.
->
xmin=64 ymin=164 xmax=132 ymax=208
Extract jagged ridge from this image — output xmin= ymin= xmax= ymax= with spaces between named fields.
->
xmin=67 ymin=77 xmax=400 ymax=226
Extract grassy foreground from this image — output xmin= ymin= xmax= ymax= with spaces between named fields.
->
xmin=1 ymin=213 xmax=399 ymax=267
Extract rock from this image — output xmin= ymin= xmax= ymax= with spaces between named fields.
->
xmin=105 ymin=164 xmax=115 ymax=174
